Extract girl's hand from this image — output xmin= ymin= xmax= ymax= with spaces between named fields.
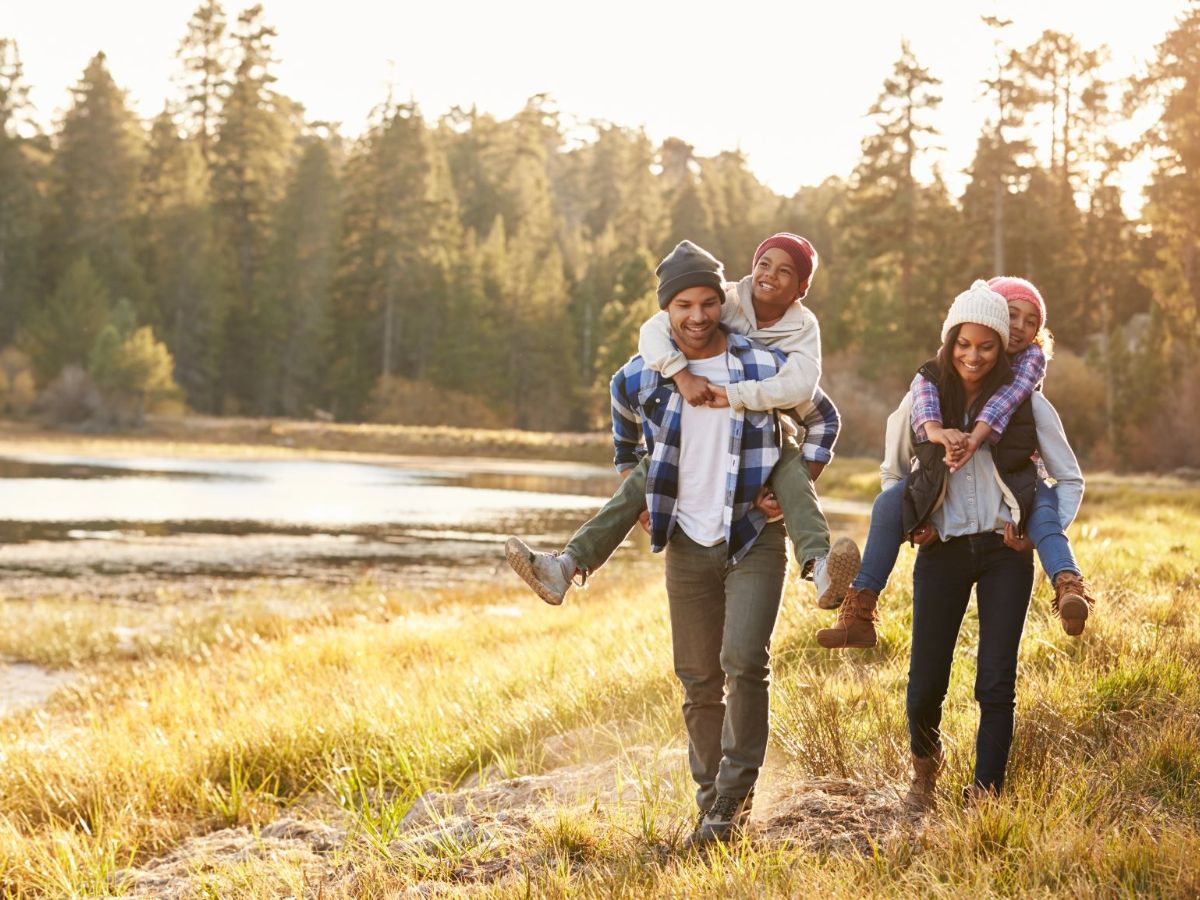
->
xmin=674 ymin=370 xmax=714 ymax=406
xmin=947 ymin=433 xmax=982 ymax=472
xmin=637 ymin=507 xmax=651 ymax=534
xmin=1003 ymin=521 xmax=1033 ymax=552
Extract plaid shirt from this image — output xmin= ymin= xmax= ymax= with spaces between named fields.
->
xmin=910 ymin=344 xmax=1047 ymax=443
xmin=610 ymin=332 xmax=791 ymax=564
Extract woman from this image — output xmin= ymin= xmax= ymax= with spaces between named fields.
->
xmin=878 ymin=281 xmax=1084 ymax=808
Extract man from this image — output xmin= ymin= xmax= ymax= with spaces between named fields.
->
xmin=523 ymin=240 xmax=795 ymax=846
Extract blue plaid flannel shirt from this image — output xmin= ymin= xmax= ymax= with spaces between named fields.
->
xmin=610 ymin=331 xmax=824 ymax=564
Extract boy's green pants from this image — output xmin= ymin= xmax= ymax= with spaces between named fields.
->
xmin=563 ymin=439 xmax=831 ymax=573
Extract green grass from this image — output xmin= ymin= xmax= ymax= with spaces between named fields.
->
xmin=1 ymin=482 xmax=1199 ymax=896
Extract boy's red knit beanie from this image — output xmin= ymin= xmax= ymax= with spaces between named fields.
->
xmin=752 ymin=233 xmax=818 ymax=299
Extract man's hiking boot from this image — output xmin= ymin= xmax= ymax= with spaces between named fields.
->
xmin=812 ymin=537 xmax=861 ymax=610
xmin=1052 ymin=572 xmax=1095 ymax=636
xmin=904 ymin=751 xmax=944 ymax=813
xmin=815 ymin=586 xmax=879 ymax=649
xmin=504 ymin=537 xmax=574 ymax=605
xmin=683 ymin=792 xmax=753 ymax=849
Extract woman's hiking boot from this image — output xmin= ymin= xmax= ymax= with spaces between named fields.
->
xmin=815 ymin=586 xmax=879 ymax=649
xmin=683 ymin=791 xmax=753 ymax=850
xmin=904 ymin=751 xmax=944 ymax=813
xmin=1052 ymin=572 xmax=1095 ymax=636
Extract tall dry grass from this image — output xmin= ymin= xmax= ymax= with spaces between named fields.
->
xmin=0 ymin=476 xmax=1198 ymax=896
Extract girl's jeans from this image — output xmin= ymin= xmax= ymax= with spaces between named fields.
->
xmin=851 ymin=477 xmax=1079 ymax=595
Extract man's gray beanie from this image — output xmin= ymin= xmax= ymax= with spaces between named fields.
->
xmin=655 ymin=240 xmax=725 ymax=309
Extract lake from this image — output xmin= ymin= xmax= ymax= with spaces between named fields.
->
xmin=0 ymin=451 xmax=870 ymax=599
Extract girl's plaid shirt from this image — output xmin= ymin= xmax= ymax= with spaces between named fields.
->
xmin=910 ymin=344 xmax=1048 ymax=442
xmin=609 ymin=331 xmax=839 ymax=565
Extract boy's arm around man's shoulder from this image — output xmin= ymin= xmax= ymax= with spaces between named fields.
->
xmin=725 ymin=307 xmax=821 ymax=413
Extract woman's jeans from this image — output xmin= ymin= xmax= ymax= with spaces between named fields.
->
xmin=907 ymin=532 xmax=1034 ymax=792
xmin=851 ymin=478 xmax=1078 ymax=595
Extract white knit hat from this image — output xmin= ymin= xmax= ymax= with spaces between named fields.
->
xmin=940 ymin=280 xmax=1010 ymax=349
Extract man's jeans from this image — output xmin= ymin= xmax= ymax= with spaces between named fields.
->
xmin=852 ymin=478 xmax=1078 ymax=595
xmin=907 ymin=532 xmax=1033 ymax=792
xmin=665 ymin=522 xmax=787 ymax=811
xmin=564 ymin=439 xmax=829 ymax=573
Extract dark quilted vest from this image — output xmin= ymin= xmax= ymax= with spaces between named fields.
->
xmin=901 ymin=360 xmax=1038 ymax=539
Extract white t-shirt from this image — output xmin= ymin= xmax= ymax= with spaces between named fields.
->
xmin=676 ymin=352 xmax=732 ymax=546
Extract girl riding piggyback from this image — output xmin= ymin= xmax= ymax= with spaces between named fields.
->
xmin=817 ymin=276 xmax=1096 ymax=650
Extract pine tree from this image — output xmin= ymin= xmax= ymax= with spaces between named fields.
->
xmin=21 ymin=256 xmax=111 ymax=381
xmin=141 ymin=108 xmax=224 ymax=410
xmin=330 ymin=99 xmax=459 ymax=418
xmin=175 ymin=0 xmax=230 ymax=164
xmin=0 ymin=39 xmax=43 ymax=345
xmin=211 ymin=3 xmax=298 ymax=411
xmin=44 ymin=52 xmax=148 ymax=316
xmin=259 ymin=131 xmax=340 ymax=415
xmin=844 ymin=41 xmax=949 ymax=374
xmin=1133 ymin=0 xmax=1200 ymax=341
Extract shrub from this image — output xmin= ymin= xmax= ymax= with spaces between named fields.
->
xmin=366 ymin=376 xmax=513 ymax=429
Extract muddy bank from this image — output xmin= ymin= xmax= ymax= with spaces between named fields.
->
xmin=0 ymin=662 xmax=76 ymax=715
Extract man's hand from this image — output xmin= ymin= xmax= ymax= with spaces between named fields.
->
xmin=911 ymin=522 xmax=939 ymax=546
xmin=807 ymin=460 xmax=826 ymax=482
xmin=637 ymin=507 xmax=651 ymax=534
xmin=674 ymin=370 xmax=714 ymax=406
xmin=754 ymin=486 xmax=782 ymax=518
xmin=704 ymin=384 xmax=730 ymax=408
xmin=1003 ymin=521 xmax=1033 ymax=552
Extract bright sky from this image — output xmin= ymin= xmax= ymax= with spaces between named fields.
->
xmin=2 ymin=0 xmax=1188 ymax=212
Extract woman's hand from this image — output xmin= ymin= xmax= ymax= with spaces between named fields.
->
xmin=674 ymin=370 xmax=714 ymax=406
xmin=911 ymin=523 xmax=939 ymax=546
xmin=1003 ymin=521 xmax=1033 ymax=552
xmin=754 ymin=486 xmax=783 ymax=518
xmin=948 ymin=433 xmax=982 ymax=472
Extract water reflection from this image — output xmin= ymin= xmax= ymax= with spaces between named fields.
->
xmin=0 ymin=452 xmax=869 ymax=597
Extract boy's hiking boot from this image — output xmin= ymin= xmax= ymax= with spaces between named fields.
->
xmin=1052 ymin=572 xmax=1094 ymax=636
xmin=812 ymin=537 xmax=861 ymax=610
xmin=504 ymin=537 xmax=574 ymax=605
xmin=684 ymin=791 xmax=753 ymax=849
xmin=815 ymin=586 xmax=879 ymax=649
xmin=903 ymin=751 xmax=944 ymax=813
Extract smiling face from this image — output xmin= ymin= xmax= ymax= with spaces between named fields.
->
xmin=752 ymin=248 xmax=804 ymax=312
xmin=667 ymin=285 xmax=725 ymax=358
xmin=952 ymin=322 xmax=1003 ymax=395
xmin=1006 ymin=299 xmax=1040 ymax=355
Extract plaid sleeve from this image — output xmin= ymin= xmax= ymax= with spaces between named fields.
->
xmin=610 ymin=363 xmax=643 ymax=472
xmin=977 ymin=345 xmax=1047 ymax=443
xmin=797 ymin=387 xmax=840 ymax=464
xmin=909 ymin=373 xmax=941 ymax=442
